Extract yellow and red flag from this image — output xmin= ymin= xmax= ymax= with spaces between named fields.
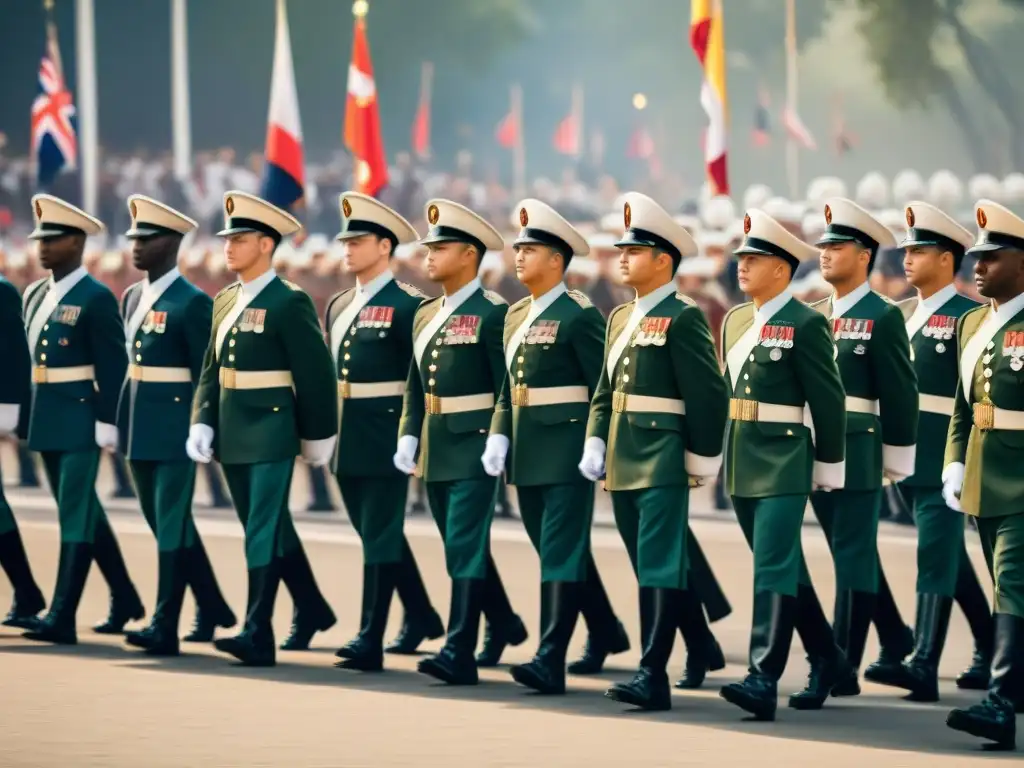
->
xmin=690 ymin=0 xmax=728 ymax=195
xmin=344 ymin=10 xmax=388 ymax=196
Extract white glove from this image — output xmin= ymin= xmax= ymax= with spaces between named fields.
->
xmin=95 ymin=422 xmax=119 ymax=452
xmin=480 ymin=434 xmax=509 ymax=477
xmin=186 ymin=424 xmax=215 ymax=464
xmin=393 ymin=434 xmax=419 ymax=475
xmin=301 ymin=436 xmax=337 ymax=467
xmin=812 ymin=459 xmax=845 ymax=493
xmin=578 ymin=436 xmax=606 ymax=482
xmin=0 ymin=404 xmax=19 ymax=437
xmin=942 ymin=462 xmax=965 ymax=512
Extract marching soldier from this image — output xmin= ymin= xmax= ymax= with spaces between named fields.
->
xmin=945 ymin=199 xmax=1024 ymax=750
xmin=21 ymin=194 xmax=145 ymax=645
xmin=394 ymin=199 xmax=527 ymax=685
xmin=327 ymin=192 xmax=444 ymax=671
xmin=864 ymin=201 xmax=994 ymax=700
xmin=485 ymin=198 xmax=630 ymax=695
xmin=117 ymin=196 xmax=237 ymax=655
xmin=0 ymin=271 xmax=45 ymax=629
xmin=187 ymin=191 xmax=338 ymax=666
xmin=807 ymin=198 xmax=919 ymax=696
xmin=718 ymin=209 xmax=848 ymax=721
xmin=579 ymin=193 xmax=729 ymax=711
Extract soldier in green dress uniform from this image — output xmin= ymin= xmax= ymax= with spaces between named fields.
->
xmin=117 ymin=196 xmax=237 ymax=655
xmin=395 ymin=199 xmax=527 ymax=685
xmin=718 ymin=209 xmax=849 ymax=721
xmin=863 ymin=201 xmax=994 ymax=701
xmin=945 ymin=199 xmax=1024 ymax=750
xmin=21 ymin=194 xmax=145 ymax=645
xmin=485 ymin=198 xmax=629 ymax=695
xmin=188 ymin=191 xmax=338 ymax=666
xmin=807 ymin=198 xmax=919 ymax=696
xmin=0 ymin=273 xmax=46 ymax=629
xmin=579 ymin=192 xmax=729 ymax=711
xmin=327 ymin=192 xmax=444 ymax=671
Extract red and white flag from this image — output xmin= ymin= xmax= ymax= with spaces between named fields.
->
xmin=782 ymin=104 xmax=817 ymax=150
xmin=345 ymin=8 xmax=388 ymax=196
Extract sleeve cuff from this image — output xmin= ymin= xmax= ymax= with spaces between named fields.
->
xmin=0 ymin=404 xmax=19 ymax=434
xmin=685 ymin=450 xmax=722 ymax=479
xmin=883 ymin=443 xmax=916 ymax=480
xmin=813 ymin=459 xmax=846 ymax=490
xmin=301 ymin=436 xmax=338 ymax=464
xmin=583 ymin=436 xmax=606 ymax=455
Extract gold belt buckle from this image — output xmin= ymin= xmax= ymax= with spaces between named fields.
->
xmin=221 ymin=368 xmax=237 ymax=390
xmin=338 ymin=380 xmax=351 ymax=399
xmin=974 ymin=401 xmax=995 ymax=431
xmin=729 ymin=398 xmax=759 ymax=422
xmin=612 ymin=391 xmax=627 ymax=413
xmin=512 ymin=383 xmax=528 ymax=407
xmin=32 ymin=366 xmax=48 ymax=384
xmin=425 ymin=393 xmax=441 ymax=415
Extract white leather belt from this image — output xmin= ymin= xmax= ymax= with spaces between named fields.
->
xmin=846 ymin=396 xmax=880 ymax=415
xmin=32 ymin=365 xmax=94 ymax=384
xmin=973 ymin=402 xmax=1024 ymax=431
xmin=219 ymin=369 xmax=293 ymax=390
xmin=730 ymin=399 xmax=804 ymax=424
xmin=129 ymin=365 xmax=191 ymax=383
xmin=512 ymin=384 xmax=589 ymax=407
xmin=919 ymin=393 xmax=955 ymax=417
xmin=613 ymin=392 xmax=685 ymax=415
xmin=338 ymin=380 xmax=405 ymax=399
xmin=424 ymin=392 xmax=494 ymax=415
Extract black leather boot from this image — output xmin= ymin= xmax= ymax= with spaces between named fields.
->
xmin=954 ymin=551 xmax=993 ymax=691
xmin=830 ymin=589 xmax=877 ymax=697
xmin=689 ymin=533 xmax=732 ymax=623
xmin=214 ymin=563 xmax=280 ymax=666
xmin=720 ymin=590 xmax=797 ymax=721
xmin=418 ymin=579 xmax=484 ymax=685
xmin=674 ymin=587 xmax=725 ymax=689
xmin=336 ymin=563 xmax=375 ymax=660
xmin=607 ymin=587 xmax=680 ymax=711
xmin=336 ymin=563 xmax=398 ymax=672
xmin=24 ymin=543 xmax=92 ymax=645
xmin=859 ymin=569 xmax=913 ymax=692
xmin=476 ymin=555 xmax=527 ymax=667
xmin=384 ymin=539 xmax=444 ymax=654
xmin=91 ymin=519 xmax=145 ymax=634
xmin=511 ymin=581 xmax=579 ymax=694
xmin=0 ymin=528 xmax=46 ymax=629
xmin=865 ymin=593 xmax=952 ymax=702
xmin=126 ymin=550 xmax=188 ymax=656
xmin=789 ymin=584 xmax=852 ymax=710
xmin=567 ymin=555 xmax=630 ymax=675
xmin=277 ymin=547 xmax=336 ymax=650
xmin=181 ymin=540 xmax=236 ymax=643
xmin=947 ymin=612 xmax=1020 ymax=751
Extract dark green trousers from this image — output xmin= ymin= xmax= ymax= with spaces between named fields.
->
xmin=425 ymin=478 xmax=497 ymax=580
xmin=516 ymin=482 xmax=592 ymax=583
xmin=611 ymin=484 xmax=689 ymax=589
xmin=732 ymin=494 xmax=810 ymax=597
xmin=810 ymin=489 xmax=880 ymax=593
xmin=222 ymin=460 xmax=295 ymax=570
xmin=40 ymin=450 xmax=105 ymax=543
xmin=129 ymin=460 xmax=198 ymax=552
xmin=0 ymin=467 xmax=17 ymax=536
xmin=899 ymin=485 xmax=966 ymax=597
xmin=976 ymin=514 xmax=1024 ymax=619
xmin=336 ymin=475 xmax=407 ymax=564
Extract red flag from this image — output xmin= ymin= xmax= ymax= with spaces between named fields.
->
xmin=552 ymin=113 xmax=579 ymax=155
xmin=344 ymin=15 xmax=388 ymax=196
xmin=411 ymin=61 xmax=432 ymax=158
xmin=495 ymin=110 xmax=518 ymax=148
xmin=627 ymin=125 xmax=655 ymax=159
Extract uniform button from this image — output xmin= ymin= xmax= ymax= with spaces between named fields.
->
xmin=867 ymin=427 xmax=875 ymax=433
xmin=743 ymin=373 xmax=749 ymax=380
xmin=984 ymin=382 xmax=991 ymax=393
xmin=343 ymin=353 xmax=351 ymax=361
xmin=43 ymin=324 xmax=49 ymax=331
xmin=40 ymin=353 xmax=46 ymax=362
xmin=228 ymin=354 xmax=235 ymax=362
xmin=136 ymin=354 xmax=142 ymax=362
xmin=174 ymin=396 xmax=181 ymax=403
xmin=41 ymin=339 xmax=48 ymax=346
xmin=786 ymin=429 xmax=794 ymax=436
xmin=517 ymin=356 xmax=524 ymax=363
xmin=984 ymin=369 xmax=993 ymax=378
xmin=983 ymin=354 xmax=993 ymax=364
xmin=229 ymin=339 xmax=236 ymax=347
xmin=273 ymin=406 xmax=280 ymax=412
xmin=517 ymin=371 xmax=524 ymax=378
xmin=986 ymin=341 xmax=994 ymax=350
xmin=622 ymin=374 xmax=630 ymax=383
xmin=622 ymin=357 xmax=630 ymax=366
xmin=435 ymin=338 xmax=442 ymax=346
xmin=428 ymin=378 xmax=436 ymax=386
xmin=749 ymin=354 xmax=755 ymax=362
xmin=341 ymin=368 xmax=349 ymax=376
xmin=135 ymin=340 xmax=142 ymax=348
xmin=651 ymin=420 xmax=657 ymax=427
xmin=231 ymin=327 xmax=238 ymax=335
xmin=343 ymin=340 xmax=351 ymax=348
xmin=744 ymin=386 xmax=751 ymax=394
xmin=429 ymin=364 xmax=437 ymax=372
xmin=431 ymin=350 xmax=439 ymax=359
xmin=350 ymin=328 xmax=357 ymax=336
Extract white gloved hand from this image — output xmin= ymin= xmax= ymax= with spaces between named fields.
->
xmin=0 ymin=404 xmax=19 ymax=437
xmin=942 ymin=461 xmax=965 ymax=512
xmin=301 ymin=436 xmax=337 ymax=467
xmin=578 ymin=436 xmax=606 ymax=482
xmin=393 ymin=434 xmax=419 ymax=475
xmin=480 ymin=434 xmax=509 ymax=477
xmin=95 ymin=422 xmax=119 ymax=452
xmin=186 ymin=424 xmax=215 ymax=464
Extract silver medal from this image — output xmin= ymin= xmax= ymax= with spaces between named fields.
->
xmin=935 ymin=343 xmax=945 ymax=354
xmin=770 ymin=348 xmax=782 ymax=361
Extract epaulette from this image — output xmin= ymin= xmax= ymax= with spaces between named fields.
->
xmin=215 ymin=282 xmax=241 ymax=300
xmin=281 ymin=279 xmax=302 ymax=291
xmin=958 ymin=304 xmax=989 ymax=347
xmin=809 ymin=297 xmax=831 ymax=316
xmin=509 ymin=295 xmax=531 ymax=313
xmin=23 ymin=277 xmax=48 ymax=301
xmin=417 ymin=295 xmax=443 ymax=312
xmin=396 ymin=280 xmax=426 ymax=298
xmin=483 ymin=289 xmax=507 ymax=305
xmin=567 ymin=289 xmax=592 ymax=308
xmin=721 ymin=302 xmax=754 ymax=350
xmin=673 ymin=291 xmax=696 ymax=306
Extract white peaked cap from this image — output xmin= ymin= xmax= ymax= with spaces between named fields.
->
xmin=892 ymin=170 xmax=926 ymax=206
xmin=855 ymin=171 xmax=890 ymax=209
xmin=901 ymin=201 xmax=973 ymax=251
xmin=125 ymin=195 xmax=197 ymax=238
xmin=734 ymin=209 xmax=818 ymax=266
xmin=676 ymin=254 xmax=718 ymax=278
xmin=701 ymin=195 xmax=736 ymax=229
xmin=615 ymin=191 xmax=698 ymax=260
xmin=1002 ymin=172 xmax=1024 ymax=203
xmin=337 ymin=190 xmax=419 ymax=244
xmin=393 ymin=242 xmax=421 ymax=261
xmin=512 ymin=198 xmax=589 ymax=257
xmin=698 ymin=230 xmax=733 ymax=250
xmin=566 ymin=256 xmax=600 ymax=278
xmin=816 ymin=197 xmax=897 ymax=250
xmin=743 ymin=183 xmax=773 ymax=211
xmin=762 ymin=196 xmax=798 ymax=222
xmin=587 ymin=231 xmax=618 ymax=250
xmin=217 ymin=191 xmax=301 ymax=239
xmin=29 ymin=193 xmax=105 ymax=240
xmin=420 ymin=198 xmax=504 ymax=252
xmin=479 ymin=250 xmax=506 ymax=276
xmin=927 ymin=170 xmax=964 ymax=209
xmin=970 ymin=198 xmax=1024 ymax=254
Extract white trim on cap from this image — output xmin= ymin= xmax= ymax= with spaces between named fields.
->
xmin=126 ymin=194 xmax=198 ymax=234
xmin=339 ymin=190 xmax=419 ymax=244
xmin=31 ymin=193 xmax=105 ymax=235
xmin=821 ymin=197 xmax=897 ymax=249
xmin=222 ymin=190 xmax=301 ymax=237
xmin=513 ymin=198 xmax=590 ymax=256
xmin=902 ymin=200 xmax=972 ymax=249
xmin=620 ymin=191 xmax=698 ymax=258
xmin=423 ymin=198 xmax=504 ymax=252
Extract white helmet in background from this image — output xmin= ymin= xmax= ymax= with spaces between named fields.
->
xmin=891 ymin=170 xmax=926 ymax=206
xmin=855 ymin=171 xmax=889 ymax=210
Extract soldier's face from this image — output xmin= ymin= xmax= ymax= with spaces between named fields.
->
xmin=736 ymin=254 xmax=786 ymax=295
xmin=131 ymin=234 xmax=177 ymax=272
xmin=514 ymin=244 xmax=560 ymax=286
xmin=425 ymin=241 xmax=472 ymax=281
xmin=618 ymin=246 xmax=663 ymax=286
xmin=973 ymin=248 xmax=1024 ymax=298
xmin=903 ymin=245 xmax=951 ymax=288
xmin=37 ymin=234 xmax=83 ymax=271
xmin=819 ymin=242 xmax=869 ymax=283
xmin=223 ymin=232 xmax=271 ymax=273
xmin=342 ymin=234 xmax=389 ymax=275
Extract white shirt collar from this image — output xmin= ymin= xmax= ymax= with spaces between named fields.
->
xmin=442 ymin=276 xmax=482 ymax=311
xmin=50 ymin=265 xmax=89 ymax=302
xmin=831 ymin=280 xmax=872 ymax=319
xmin=754 ymin=287 xmax=793 ymax=325
xmin=356 ymin=269 xmax=394 ymax=301
xmin=144 ymin=266 xmax=181 ymax=296
xmin=528 ymin=281 xmax=567 ymax=317
xmin=239 ymin=268 xmax=278 ymax=299
xmin=991 ymin=291 xmax=1024 ymax=322
xmin=632 ymin=281 xmax=676 ymax=316
xmin=917 ymin=282 xmax=958 ymax=313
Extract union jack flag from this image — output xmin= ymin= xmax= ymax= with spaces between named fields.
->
xmin=31 ymin=21 xmax=77 ymax=189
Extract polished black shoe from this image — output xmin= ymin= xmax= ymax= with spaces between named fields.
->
xmin=140 ymin=627 xmax=180 ymax=657
xmin=214 ymin=633 xmax=275 ymax=667
xmin=675 ymin=637 xmax=726 ymax=689
xmin=956 ymin=649 xmax=991 ymax=691
xmin=384 ymin=612 xmax=445 ymax=655
xmin=277 ymin=549 xmax=336 ymax=650
xmin=124 ymin=626 xmax=158 ymax=650
xmin=476 ymin=615 xmax=528 ymax=668
xmin=334 ymin=642 xmax=383 ymax=672
xmin=862 ymin=623 xmax=915 ymax=682
xmin=23 ymin=616 xmax=77 ymax=645
xmin=23 ymin=543 xmax=91 ymax=646
xmin=418 ymin=649 xmax=478 ymax=685
xmin=830 ymin=670 xmax=861 ymax=697
xmin=606 ymin=668 xmax=671 ymax=711
xmin=182 ymin=606 xmax=237 ymax=643
xmin=722 ymin=591 xmax=795 ymax=721
xmin=788 ymin=654 xmax=853 ymax=710
xmin=279 ymin=610 xmax=336 ymax=651
xmin=947 ymin=695 xmax=1016 ymax=751
xmin=2 ymin=590 xmax=46 ymax=629
xmin=721 ymin=673 xmax=778 ymax=721
xmin=93 ymin=594 xmax=146 ymax=635
xmin=567 ymin=621 xmax=630 ymax=675
xmin=511 ymin=658 xmax=566 ymax=695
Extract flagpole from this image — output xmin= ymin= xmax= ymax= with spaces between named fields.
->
xmin=76 ymin=0 xmax=98 ymax=214
xmin=784 ymin=0 xmax=799 ymax=200
xmin=418 ymin=60 xmax=433 ymax=158
xmin=511 ymin=83 xmax=526 ymax=198
xmin=572 ymin=83 xmax=584 ymax=158
xmin=171 ymin=0 xmax=192 ymax=181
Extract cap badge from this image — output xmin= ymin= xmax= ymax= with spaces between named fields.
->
xmin=824 ymin=204 xmax=832 ymax=225
xmin=130 ymin=200 xmax=138 ymax=220
xmin=342 ymin=197 xmax=352 ymax=218
xmin=225 ymin=196 xmax=235 ymax=216
xmin=34 ymin=200 xmax=42 ymax=220
xmin=905 ymin=207 xmax=915 ymax=228
xmin=623 ymin=202 xmax=632 ymax=229
xmin=743 ymin=213 xmax=751 ymax=234
xmin=519 ymin=207 xmax=528 ymax=227
xmin=977 ymin=207 xmax=988 ymax=228
xmin=427 ymin=204 xmax=440 ymax=226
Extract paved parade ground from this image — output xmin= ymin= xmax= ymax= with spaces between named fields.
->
xmin=0 ymin=481 xmax=1018 ymax=767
